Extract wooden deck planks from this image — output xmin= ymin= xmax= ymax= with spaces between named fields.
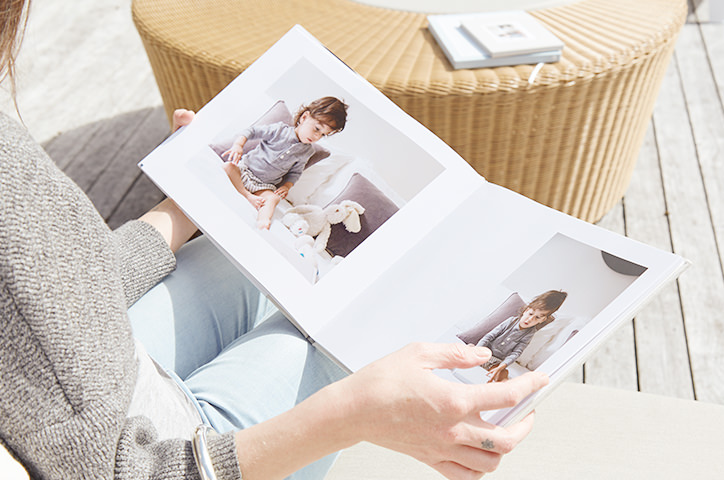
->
xmin=678 ymin=23 xmax=724 ymax=257
xmin=675 ymin=20 xmax=724 ymax=402
xmin=626 ymin=124 xmax=695 ymax=399
xmin=654 ymin=28 xmax=724 ymax=404
xmin=43 ymin=106 xmax=169 ymax=223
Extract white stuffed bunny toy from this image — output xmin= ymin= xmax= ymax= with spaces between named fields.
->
xmin=282 ymin=200 xmax=365 ymax=253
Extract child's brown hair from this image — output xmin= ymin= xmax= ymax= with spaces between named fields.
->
xmin=521 ymin=290 xmax=568 ymax=321
xmin=294 ymin=96 xmax=349 ymax=134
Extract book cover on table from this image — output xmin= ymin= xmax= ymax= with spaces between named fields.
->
xmin=426 ymin=12 xmax=562 ymax=69
xmin=459 ymin=10 xmax=564 ymax=58
xmin=139 ymin=25 xmax=688 ymax=427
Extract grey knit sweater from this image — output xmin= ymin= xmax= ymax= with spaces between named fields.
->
xmin=0 ymin=113 xmax=242 ymax=479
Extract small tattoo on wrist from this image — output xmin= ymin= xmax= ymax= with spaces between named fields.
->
xmin=481 ymin=439 xmax=495 ymax=450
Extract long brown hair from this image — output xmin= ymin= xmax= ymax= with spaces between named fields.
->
xmin=1 ymin=0 xmax=31 ymax=105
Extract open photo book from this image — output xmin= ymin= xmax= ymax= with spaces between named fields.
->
xmin=139 ymin=25 xmax=689 ymax=427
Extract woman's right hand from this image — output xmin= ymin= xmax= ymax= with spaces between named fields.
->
xmin=231 ymin=343 xmax=548 ymax=480
xmin=335 ymin=343 xmax=549 ymax=479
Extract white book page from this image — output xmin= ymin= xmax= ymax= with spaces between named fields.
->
xmin=139 ymin=25 xmax=481 ymax=337
xmin=314 ymin=183 xmax=686 ymax=417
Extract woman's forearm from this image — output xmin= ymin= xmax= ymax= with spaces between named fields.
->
xmin=233 ymin=380 xmax=358 ymax=480
xmin=139 ymin=198 xmax=198 ymax=253
xmin=232 ymin=343 xmax=549 ymax=480
xmin=138 ymin=109 xmax=199 ymax=252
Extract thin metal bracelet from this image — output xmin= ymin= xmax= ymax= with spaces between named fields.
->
xmin=192 ymin=424 xmax=219 ymax=480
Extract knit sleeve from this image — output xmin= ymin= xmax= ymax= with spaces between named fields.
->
xmin=115 ymin=416 xmax=242 ymax=480
xmin=112 ymin=220 xmax=176 ymax=307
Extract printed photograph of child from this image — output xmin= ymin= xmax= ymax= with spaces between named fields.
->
xmin=183 ymin=57 xmax=445 ymax=284
xmin=439 ymin=233 xmax=647 ymax=384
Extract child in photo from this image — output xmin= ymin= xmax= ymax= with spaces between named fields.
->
xmin=222 ymin=96 xmax=348 ymax=229
xmin=477 ymin=290 xmax=568 ymax=383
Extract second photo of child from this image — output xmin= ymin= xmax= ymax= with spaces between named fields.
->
xmin=477 ymin=290 xmax=568 ymax=383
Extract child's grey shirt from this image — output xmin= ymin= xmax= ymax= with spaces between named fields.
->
xmin=477 ymin=315 xmax=537 ymax=366
xmin=240 ymin=122 xmax=315 ymax=186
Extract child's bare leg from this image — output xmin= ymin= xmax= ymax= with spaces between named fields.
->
xmin=222 ymin=162 xmax=265 ymax=210
xmin=255 ymin=190 xmax=281 ymax=230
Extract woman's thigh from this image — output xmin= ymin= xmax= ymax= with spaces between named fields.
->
xmin=185 ymin=310 xmax=347 ymax=431
xmin=128 ymin=235 xmax=276 ymax=379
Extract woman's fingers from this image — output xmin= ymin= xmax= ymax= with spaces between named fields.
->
xmin=439 ymin=446 xmax=502 ymax=478
xmin=346 ymin=343 xmax=546 ymax=479
xmin=172 ymin=108 xmax=195 ymax=131
xmin=474 ymin=411 xmax=536 ymax=454
xmin=466 ymin=371 xmax=548 ymax=413
xmin=433 ymin=460 xmax=487 ymax=480
xmin=407 ymin=343 xmax=492 ymax=370
xmin=446 ymin=409 xmax=537 ymax=455
xmin=431 ymin=413 xmax=536 ymax=479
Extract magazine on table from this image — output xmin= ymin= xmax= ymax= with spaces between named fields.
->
xmin=139 ymin=25 xmax=688 ymax=427
xmin=427 ymin=13 xmax=561 ymax=69
xmin=459 ymin=10 xmax=564 ymax=58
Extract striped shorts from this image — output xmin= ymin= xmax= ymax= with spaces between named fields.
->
xmin=238 ymin=164 xmax=277 ymax=193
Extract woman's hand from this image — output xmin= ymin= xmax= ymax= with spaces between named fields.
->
xmin=232 ymin=343 xmax=548 ymax=480
xmin=172 ymin=108 xmax=194 ymax=131
xmin=336 ymin=343 xmax=548 ymax=480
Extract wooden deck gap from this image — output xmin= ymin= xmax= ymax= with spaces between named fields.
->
xmin=676 ymin=275 xmax=699 ymax=400
xmin=631 ymin=317 xmax=642 ymax=392
xmin=673 ymin=33 xmax=724 ymax=287
xmin=650 ymin=100 xmax=699 ymax=402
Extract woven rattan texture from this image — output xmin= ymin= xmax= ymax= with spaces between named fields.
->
xmin=132 ymin=0 xmax=686 ymax=222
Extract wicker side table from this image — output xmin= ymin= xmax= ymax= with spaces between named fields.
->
xmin=132 ymin=0 xmax=686 ymax=222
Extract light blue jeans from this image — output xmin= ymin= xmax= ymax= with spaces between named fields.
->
xmin=128 ymin=235 xmax=347 ymax=480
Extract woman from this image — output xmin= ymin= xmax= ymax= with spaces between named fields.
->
xmin=0 ymin=1 xmax=548 ymax=479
